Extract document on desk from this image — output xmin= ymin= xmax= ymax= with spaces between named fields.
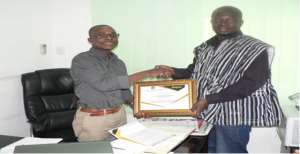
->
xmin=139 ymin=117 xmax=213 ymax=136
xmin=110 ymin=121 xmax=175 ymax=146
xmin=111 ymin=139 xmax=148 ymax=154
xmin=0 ymin=137 xmax=62 ymax=153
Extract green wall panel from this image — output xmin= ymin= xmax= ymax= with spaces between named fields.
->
xmin=91 ymin=0 xmax=299 ymax=104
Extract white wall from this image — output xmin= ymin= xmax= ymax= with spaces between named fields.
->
xmin=0 ymin=0 xmax=52 ymax=77
xmin=49 ymin=0 xmax=91 ymax=68
xmin=248 ymin=128 xmax=281 ymax=153
xmin=0 ymin=76 xmax=29 ymax=136
xmin=0 ymin=0 xmax=91 ymax=137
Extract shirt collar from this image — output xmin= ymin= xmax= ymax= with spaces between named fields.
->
xmin=207 ymin=31 xmax=243 ymax=47
xmin=89 ymin=47 xmax=117 ymax=60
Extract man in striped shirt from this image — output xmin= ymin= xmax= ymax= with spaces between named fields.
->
xmin=157 ymin=6 xmax=283 ymax=153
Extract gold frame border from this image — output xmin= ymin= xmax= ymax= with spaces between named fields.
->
xmin=133 ymin=79 xmax=197 ymax=117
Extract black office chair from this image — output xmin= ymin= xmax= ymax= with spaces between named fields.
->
xmin=21 ymin=68 xmax=77 ymax=142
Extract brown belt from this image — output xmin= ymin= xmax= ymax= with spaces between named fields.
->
xmin=80 ymin=107 xmax=121 ymax=116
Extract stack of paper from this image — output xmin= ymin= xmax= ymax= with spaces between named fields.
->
xmin=0 ymin=137 xmax=62 ymax=153
xmin=110 ymin=121 xmax=174 ymax=146
xmin=110 ymin=120 xmax=196 ymax=153
xmin=139 ymin=117 xmax=213 ymax=136
xmin=111 ymin=139 xmax=148 ymax=154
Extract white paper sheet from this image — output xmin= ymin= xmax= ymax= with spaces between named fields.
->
xmin=140 ymin=85 xmax=190 ymax=110
xmin=111 ymin=139 xmax=148 ymax=154
xmin=110 ymin=120 xmax=196 ymax=154
xmin=140 ymin=117 xmax=213 ymax=136
xmin=110 ymin=121 xmax=175 ymax=146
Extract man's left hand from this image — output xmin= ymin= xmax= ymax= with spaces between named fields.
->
xmin=191 ymin=99 xmax=209 ymax=115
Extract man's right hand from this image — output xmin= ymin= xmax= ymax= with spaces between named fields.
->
xmin=153 ymin=65 xmax=175 ymax=77
xmin=155 ymin=65 xmax=174 ymax=71
xmin=147 ymin=67 xmax=174 ymax=78
xmin=192 ymin=99 xmax=209 ymax=115
xmin=134 ymin=112 xmax=151 ymax=119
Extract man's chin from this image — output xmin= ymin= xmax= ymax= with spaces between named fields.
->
xmin=217 ymin=31 xmax=231 ymax=35
xmin=94 ymin=46 xmax=114 ymax=51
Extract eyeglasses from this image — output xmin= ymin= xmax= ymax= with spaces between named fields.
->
xmin=94 ymin=33 xmax=119 ymax=39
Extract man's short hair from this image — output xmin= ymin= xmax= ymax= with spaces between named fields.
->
xmin=88 ymin=25 xmax=114 ymax=38
xmin=211 ymin=6 xmax=243 ymax=21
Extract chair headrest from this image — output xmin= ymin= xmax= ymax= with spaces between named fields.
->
xmin=36 ymin=69 xmax=73 ymax=94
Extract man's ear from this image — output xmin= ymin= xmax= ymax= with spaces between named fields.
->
xmin=88 ymin=38 xmax=92 ymax=43
xmin=239 ymin=19 xmax=244 ymax=27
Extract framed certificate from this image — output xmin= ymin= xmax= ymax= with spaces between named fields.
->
xmin=133 ymin=79 xmax=197 ymax=117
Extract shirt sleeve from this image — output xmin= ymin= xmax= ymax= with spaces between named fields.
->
xmin=71 ymin=55 xmax=130 ymax=92
xmin=205 ymin=50 xmax=270 ymax=104
xmin=121 ymin=89 xmax=133 ymax=103
xmin=172 ymin=58 xmax=196 ymax=79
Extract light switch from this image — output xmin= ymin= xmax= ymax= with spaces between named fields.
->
xmin=40 ymin=44 xmax=47 ymax=55
xmin=56 ymin=46 xmax=65 ymax=55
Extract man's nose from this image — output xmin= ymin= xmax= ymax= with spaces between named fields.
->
xmin=106 ymin=34 xmax=114 ymax=39
xmin=219 ymin=19 xmax=230 ymax=26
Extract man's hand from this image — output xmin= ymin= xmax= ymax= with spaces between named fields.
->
xmin=155 ymin=65 xmax=175 ymax=77
xmin=191 ymin=99 xmax=209 ymax=115
xmin=124 ymin=96 xmax=134 ymax=109
xmin=134 ymin=112 xmax=151 ymax=119
xmin=155 ymin=65 xmax=173 ymax=70
xmin=147 ymin=67 xmax=174 ymax=78
xmin=128 ymin=67 xmax=174 ymax=85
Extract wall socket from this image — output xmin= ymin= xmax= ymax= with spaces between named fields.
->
xmin=40 ymin=44 xmax=47 ymax=55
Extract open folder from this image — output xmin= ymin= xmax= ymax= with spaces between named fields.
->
xmin=110 ymin=121 xmax=175 ymax=146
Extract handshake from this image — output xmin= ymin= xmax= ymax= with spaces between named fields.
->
xmin=128 ymin=65 xmax=175 ymax=85
xmin=147 ymin=65 xmax=175 ymax=78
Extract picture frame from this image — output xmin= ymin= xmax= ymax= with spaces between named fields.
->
xmin=133 ymin=79 xmax=197 ymax=117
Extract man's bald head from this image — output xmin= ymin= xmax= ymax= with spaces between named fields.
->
xmin=211 ymin=6 xmax=243 ymax=35
xmin=211 ymin=6 xmax=243 ymax=22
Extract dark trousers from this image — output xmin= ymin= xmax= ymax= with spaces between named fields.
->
xmin=208 ymin=125 xmax=251 ymax=153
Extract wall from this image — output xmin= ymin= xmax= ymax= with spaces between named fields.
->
xmin=0 ymin=0 xmax=52 ymax=137
xmin=91 ymin=0 xmax=299 ymax=104
xmin=0 ymin=0 xmax=52 ymax=78
xmin=0 ymin=76 xmax=29 ymax=136
xmin=49 ymin=0 xmax=92 ymax=68
xmin=0 ymin=0 xmax=91 ymax=137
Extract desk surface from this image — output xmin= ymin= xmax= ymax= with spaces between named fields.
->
xmin=0 ymin=134 xmax=207 ymax=153
xmin=0 ymin=135 xmax=22 ymax=148
xmin=0 ymin=121 xmax=208 ymax=153
xmin=14 ymin=141 xmax=113 ymax=153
